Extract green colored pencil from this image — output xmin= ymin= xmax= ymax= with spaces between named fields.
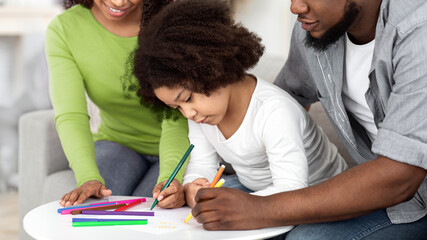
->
xmin=72 ymin=220 xmax=147 ymax=227
xmin=150 ymin=144 xmax=194 ymax=210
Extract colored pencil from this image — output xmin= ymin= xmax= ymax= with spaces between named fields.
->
xmin=184 ymin=178 xmax=225 ymax=223
xmin=209 ymin=165 xmax=225 ymax=188
xmin=72 ymin=218 xmax=147 ymax=222
xmin=90 ymin=198 xmax=146 ymax=205
xmin=72 ymin=220 xmax=147 ymax=227
xmin=71 ymin=204 xmax=126 ymax=215
xmin=114 ymin=199 xmax=143 ymax=211
xmin=58 ymin=202 xmax=116 ymax=213
xmin=150 ymin=144 xmax=194 ymax=210
xmin=81 ymin=210 xmax=155 ymax=216
xmin=61 ymin=203 xmax=124 ymax=215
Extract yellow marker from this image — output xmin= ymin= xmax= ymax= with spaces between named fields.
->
xmin=184 ymin=178 xmax=225 ymax=223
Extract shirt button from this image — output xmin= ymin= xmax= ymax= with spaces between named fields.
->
xmin=378 ymin=122 xmax=383 ymax=128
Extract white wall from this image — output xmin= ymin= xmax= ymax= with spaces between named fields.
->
xmin=0 ymin=3 xmax=61 ymax=191
xmin=234 ymin=0 xmax=297 ymax=59
xmin=0 ymin=38 xmax=14 ymax=107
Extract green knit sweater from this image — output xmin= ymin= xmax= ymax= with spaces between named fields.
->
xmin=46 ymin=5 xmax=189 ymax=187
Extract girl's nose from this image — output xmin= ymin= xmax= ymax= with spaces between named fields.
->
xmin=180 ymin=106 xmax=197 ymax=120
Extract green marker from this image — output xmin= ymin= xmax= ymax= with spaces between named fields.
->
xmin=150 ymin=144 xmax=194 ymax=210
xmin=72 ymin=220 xmax=147 ymax=227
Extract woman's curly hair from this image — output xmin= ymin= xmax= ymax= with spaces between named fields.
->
xmin=134 ymin=0 xmax=265 ymax=119
xmin=63 ymin=0 xmax=92 ymax=9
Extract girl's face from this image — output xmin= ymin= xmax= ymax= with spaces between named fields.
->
xmin=154 ymin=86 xmax=232 ymax=125
xmin=92 ymin=0 xmax=142 ymax=21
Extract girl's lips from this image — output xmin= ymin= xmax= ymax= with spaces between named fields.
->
xmin=196 ymin=117 xmax=208 ymax=124
xmin=201 ymin=117 xmax=208 ymax=124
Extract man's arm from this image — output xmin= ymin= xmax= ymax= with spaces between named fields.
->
xmin=192 ymin=156 xmax=426 ymax=230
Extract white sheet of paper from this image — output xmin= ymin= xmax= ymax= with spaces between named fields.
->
xmin=105 ymin=196 xmax=198 ymax=234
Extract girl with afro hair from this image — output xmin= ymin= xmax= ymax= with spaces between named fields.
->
xmin=47 ymin=0 xmax=190 ymax=209
xmin=134 ymin=0 xmax=348 ymax=209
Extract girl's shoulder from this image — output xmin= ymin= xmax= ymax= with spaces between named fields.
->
xmin=253 ymin=78 xmax=303 ymax=109
xmin=251 ymin=77 xmax=308 ymax=122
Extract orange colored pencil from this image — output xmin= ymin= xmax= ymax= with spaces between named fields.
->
xmin=209 ymin=164 xmax=225 ymax=188
xmin=184 ymin=178 xmax=225 ymax=223
xmin=184 ymin=165 xmax=226 ymax=224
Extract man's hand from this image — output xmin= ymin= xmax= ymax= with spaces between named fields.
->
xmin=152 ymin=179 xmax=185 ymax=208
xmin=59 ymin=180 xmax=112 ymax=207
xmin=191 ymin=156 xmax=426 ymax=230
xmin=192 ymin=187 xmax=267 ymax=230
xmin=184 ymin=178 xmax=210 ymax=208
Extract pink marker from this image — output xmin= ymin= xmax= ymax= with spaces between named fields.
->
xmin=90 ymin=198 xmax=146 ymax=206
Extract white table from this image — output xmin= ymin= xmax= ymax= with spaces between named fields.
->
xmin=24 ymin=197 xmax=292 ymax=240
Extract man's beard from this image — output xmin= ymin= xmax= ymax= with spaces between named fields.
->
xmin=305 ymin=1 xmax=360 ymax=52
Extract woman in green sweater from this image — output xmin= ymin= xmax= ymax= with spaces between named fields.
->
xmin=46 ymin=0 xmax=188 ymax=208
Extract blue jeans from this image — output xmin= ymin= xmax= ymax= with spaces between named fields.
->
xmin=95 ymin=141 xmax=159 ymax=197
xmin=222 ymin=174 xmax=253 ymax=193
xmin=270 ymin=209 xmax=427 ymax=240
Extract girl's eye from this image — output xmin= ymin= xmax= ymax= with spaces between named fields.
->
xmin=185 ymin=94 xmax=192 ymax=103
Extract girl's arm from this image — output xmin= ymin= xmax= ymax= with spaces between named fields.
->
xmin=183 ymin=120 xmax=220 ymax=185
xmin=254 ymin=101 xmax=309 ymax=196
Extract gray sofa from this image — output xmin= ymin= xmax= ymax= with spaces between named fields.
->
xmin=18 ymin=54 xmax=354 ymax=240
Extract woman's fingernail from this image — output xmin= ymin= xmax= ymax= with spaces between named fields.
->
xmin=158 ymin=195 xmax=163 ymax=201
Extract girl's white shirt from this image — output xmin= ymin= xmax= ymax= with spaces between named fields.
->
xmin=183 ymin=77 xmax=348 ymax=196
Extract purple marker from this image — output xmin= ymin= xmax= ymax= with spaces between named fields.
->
xmin=81 ymin=210 xmax=155 ymax=216
xmin=72 ymin=218 xmax=147 ymax=222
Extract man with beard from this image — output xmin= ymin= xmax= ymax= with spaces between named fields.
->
xmin=191 ymin=0 xmax=427 ymax=239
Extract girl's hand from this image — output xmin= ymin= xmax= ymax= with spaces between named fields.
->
xmin=184 ymin=178 xmax=210 ymax=208
xmin=152 ymin=179 xmax=185 ymax=208
xmin=59 ymin=180 xmax=112 ymax=207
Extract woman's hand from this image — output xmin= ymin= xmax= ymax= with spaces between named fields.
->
xmin=152 ymin=179 xmax=186 ymax=208
xmin=59 ymin=180 xmax=112 ymax=207
xmin=184 ymin=178 xmax=210 ymax=208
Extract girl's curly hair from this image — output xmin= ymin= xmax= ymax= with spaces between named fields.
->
xmin=134 ymin=0 xmax=265 ymax=119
